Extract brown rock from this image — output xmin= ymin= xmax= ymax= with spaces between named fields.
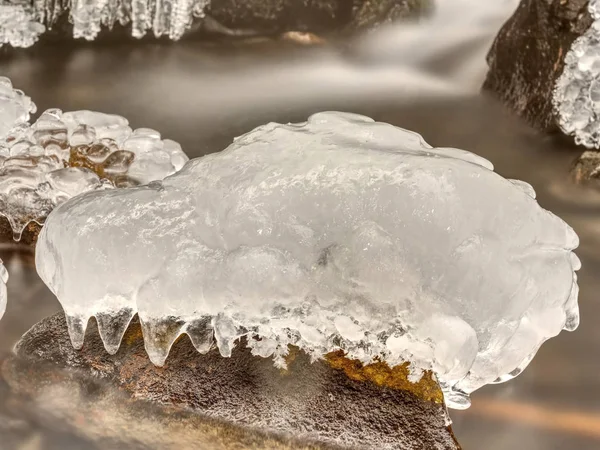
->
xmin=0 ymin=216 xmax=41 ymax=248
xmin=3 ymin=312 xmax=461 ymax=450
xmin=571 ymin=150 xmax=600 ymax=184
xmin=483 ymin=0 xmax=592 ymax=131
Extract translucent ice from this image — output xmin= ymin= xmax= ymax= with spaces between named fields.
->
xmin=0 ymin=258 xmax=6 ymax=322
xmin=31 ymin=0 xmax=210 ymax=42
xmin=0 ymin=84 xmax=188 ymax=240
xmin=36 ymin=112 xmax=580 ymax=409
xmin=554 ymin=0 xmax=600 ymax=147
xmin=0 ymin=2 xmax=45 ymax=49
xmin=0 ymin=77 xmax=36 ymax=140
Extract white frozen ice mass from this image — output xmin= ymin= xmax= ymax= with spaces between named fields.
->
xmin=0 ymin=258 xmax=7 ymax=322
xmin=554 ymin=0 xmax=600 ymax=148
xmin=36 ymin=112 xmax=580 ymax=409
xmin=0 ymin=78 xmax=189 ymax=240
xmin=0 ymin=2 xmax=45 ymax=49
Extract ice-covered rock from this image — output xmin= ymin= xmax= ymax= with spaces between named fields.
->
xmin=36 ymin=111 xmax=580 ymax=409
xmin=0 ymin=98 xmax=188 ymax=241
xmin=0 ymin=258 xmax=7 ymax=322
xmin=554 ymin=0 xmax=600 ymax=147
xmin=0 ymin=2 xmax=45 ymax=49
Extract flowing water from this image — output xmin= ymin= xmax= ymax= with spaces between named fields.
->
xmin=2 ymin=1 xmax=600 ymax=448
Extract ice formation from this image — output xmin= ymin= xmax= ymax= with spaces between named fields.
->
xmin=554 ymin=0 xmax=600 ymax=148
xmin=31 ymin=0 xmax=211 ymax=41
xmin=0 ymin=77 xmax=36 ymax=140
xmin=0 ymin=78 xmax=188 ymax=240
xmin=36 ymin=112 xmax=580 ymax=409
xmin=0 ymin=2 xmax=45 ymax=49
xmin=0 ymin=258 xmax=6 ymax=322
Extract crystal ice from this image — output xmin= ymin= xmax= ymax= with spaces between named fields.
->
xmin=0 ymin=77 xmax=36 ymax=140
xmin=0 ymin=81 xmax=189 ymax=241
xmin=35 ymin=112 xmax=580 ymax=409
xmin=554 ymin=0 xmax=600 ymax=147
xmin=31 ymin=0 xmax=210 ymax=42
xmin=0 ymin=2 xmax=45 ymax=49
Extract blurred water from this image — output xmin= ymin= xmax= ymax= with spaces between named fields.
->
xmin=3 ymin=1 xmax=600 ymax=449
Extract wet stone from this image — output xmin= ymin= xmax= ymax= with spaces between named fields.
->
xmin=3 ymin=312 xmax=461 ymax=450
xmin=571 ymin=150 xmax=600 ymax=184
xmin=483 ymin=0 xmax=593 ymax=132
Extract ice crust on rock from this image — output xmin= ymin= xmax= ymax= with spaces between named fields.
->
xmin=36 ymin=112 xmax=580 ymax=409
xmin=0 ymin=80 xmax=188 ymax=240
xmin=554 ymin=0 xmax=600 ymax=148
xmin=0 ymin=2 xmax=45 ymax=49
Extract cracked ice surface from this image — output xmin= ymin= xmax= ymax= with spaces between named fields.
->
xmin=554 ymin=0 xmax=600 ymax=147
xmin=0 ymin=2 xmax=45 ymax=49
xmin=0 ymin=80 xmax=188 ymax=240
xmin=36 ymin=112 xmax=580 ymax=409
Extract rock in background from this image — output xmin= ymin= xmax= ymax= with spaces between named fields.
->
xmin=483 ymin=0 xmax=592 ymax=132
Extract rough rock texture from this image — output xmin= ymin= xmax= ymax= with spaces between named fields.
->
xmin=483 ymin=0 xmax=592 ymax=131
xmin=3 ymin=312 xmax=461 ymax=450
xmin=571 ymin=150 xmax=600 ymax=184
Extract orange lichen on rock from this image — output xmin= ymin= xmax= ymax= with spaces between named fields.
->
xmin=325 ymin=350 xmax=444 ymax=404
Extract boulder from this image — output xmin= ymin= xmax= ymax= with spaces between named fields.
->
xmin=2 ymin=312 xmax=461 ymax=449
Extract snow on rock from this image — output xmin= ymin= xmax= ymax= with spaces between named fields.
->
xmin=36 ymin=111 xmax=580 ymax=409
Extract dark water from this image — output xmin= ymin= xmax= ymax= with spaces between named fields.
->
xmin=1 ymin=39 xmax=600 ymax=449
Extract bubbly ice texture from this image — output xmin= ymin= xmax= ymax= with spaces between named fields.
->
xmin=32 ymin=0 xmax=211 ymax=41
xmin=554 ymin=0 xmax=600 ymax=148
xmin=0 ymin=87 xmax=188 ymax=240
xmin=36 ymin=112 xmax=580 ymax=409
xmin=0 ymin=2 xmax=45 ymax=49
xmin=0 ymin=258 xmax=6 ymax=322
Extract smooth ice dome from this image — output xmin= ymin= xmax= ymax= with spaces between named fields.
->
xmin=36 ymin=112 xmax=580 ymax=409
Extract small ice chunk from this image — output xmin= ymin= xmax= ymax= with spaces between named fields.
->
xmin=0 ymin=77 xmax=36 ymax=140
xmin=36 ymin=112 xmax=580 ymax=409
